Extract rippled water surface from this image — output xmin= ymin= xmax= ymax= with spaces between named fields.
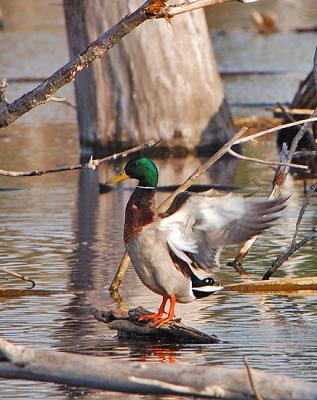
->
xmin=0 ymin=1 xmax=317 ymax=399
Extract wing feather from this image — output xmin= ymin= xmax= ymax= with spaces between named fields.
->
xmin=159 ymin=191 xmax=287 ymax=272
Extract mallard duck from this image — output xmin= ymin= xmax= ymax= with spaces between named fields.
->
xmin=107 ymin=156 xmax=287 ymax=327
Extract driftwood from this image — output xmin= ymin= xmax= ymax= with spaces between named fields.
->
xmin=0 ymin=337 xmax=316 ymax=399
xmin=94 ymin=306 xmax=220 ymax=344
xmin=226 ymin=276 xmax=317 ymax=294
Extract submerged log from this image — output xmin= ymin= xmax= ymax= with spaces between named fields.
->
xmin=0 ymin=337 xmax=317 ymax=399
xmin=94 ymin=306 xmax=220 ymax=344
xmin=225 ymin=276 xmax=317 ymax=294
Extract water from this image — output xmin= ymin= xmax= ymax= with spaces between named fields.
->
xmin=0 ymin=1 xmax=317 ymax=399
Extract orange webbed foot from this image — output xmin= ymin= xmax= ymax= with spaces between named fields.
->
xmin=151 ymin=315 xmax=175 ymax=328
xmin=151 ymin=295 xmax=177 ymax=328
xmin=138 ymin=312 xmax=165 ymax=322
xmin=138 ymin=296 xmax=168 ymax=322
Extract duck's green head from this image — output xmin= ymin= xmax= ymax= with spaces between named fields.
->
xmin=107 ymin=157 xmax=158 ymax=188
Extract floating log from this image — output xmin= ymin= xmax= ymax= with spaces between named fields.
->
xmin=273 ymin=106 xmax=314 ymax=119
xmin=0 ymin=337 xmax=316 ymax=399
xmin=94 ymin=307 xmax=220 ymax=344
xmin=225 ymin=276 xmax=317 ymax=294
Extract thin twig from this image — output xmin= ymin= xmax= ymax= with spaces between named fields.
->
xmin=228 ymin=147 xmax=307 ymax=170
xmin=243 ymin=357 xmax=264 ymax=400
xmin=150 ymin=0 xmax=259 ymax=18
xmin=0 ymin=267 xmax=35 ymax=288
xmin=48 ymin=96 xmax=77 ymax=109
xmin=262 ymin=233 xmax=317 ymax=281
xmin=262 ymin=181 xmax=317 ymax=280
xmin=0 ymin=140 xmax=161 ymax=177
xmin=235 ymin=116 xmax=317 ymax=145
xmin=291 ymin=181 xmax=317 ymax=247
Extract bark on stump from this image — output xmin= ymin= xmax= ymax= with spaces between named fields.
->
xmin=64 ymin=0 xmax=235 ymax=156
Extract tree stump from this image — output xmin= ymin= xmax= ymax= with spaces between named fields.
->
xmin=63 ymin=0 xmax=235 ymax=156
xmin=94 ymin=306 xmax=220 ymax=344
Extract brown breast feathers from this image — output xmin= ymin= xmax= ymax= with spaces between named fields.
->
xmin=124 ymin=188 xmax=156 ymax=243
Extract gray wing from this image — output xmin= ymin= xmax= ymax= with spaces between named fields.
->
xmin=159 ymin=191 xmax=287 ymax=271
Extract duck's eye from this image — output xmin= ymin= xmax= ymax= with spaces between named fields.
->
xmin=205 ymin=278 xmax=214 ymax=285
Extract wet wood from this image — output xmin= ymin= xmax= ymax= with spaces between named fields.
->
xmin=94 ymin=306 xmax=220 ymax=344
xmin=0 ymin=337 xmax=316 ymax=399
xmin=225 ymin=276 xmax=317 ymax=294
xmin=273 ymin=107 xmax=314 ymax=119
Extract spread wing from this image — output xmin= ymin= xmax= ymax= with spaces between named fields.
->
xmin=159 ymin=191 xmax=287 ymax=272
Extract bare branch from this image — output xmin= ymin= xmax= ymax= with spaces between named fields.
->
xmin=48 ymin=96 xmax=76 ymax=109
xmin=262 ymin=233 xmax=317 ymax=281
xmin=0 ymin=0 xmax=256 ymax=128
xmin=230 ymin=109 xmax=317 ymax=272
xmin=235 ymin=116 xmax=317 ymax=144
xmin=0 ymin=139 xmax=160 ymax=177
xmin=291 ymin=181 xmax=317 ymax=247
xmin=228 ymin=146 xmax=307 ymax=170
xmin=150 ymin=0 xmax=260 ymax=18
xmin=0 ymin=0 xmax=154 ymax=127
xmin=0 ymin=267 xmax=35 ymax=288
xmin=243 ymin=357 xmax=264 ymax=400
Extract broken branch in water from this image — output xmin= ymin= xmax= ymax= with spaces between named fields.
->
xmin=0 ymin=140 xmax=160 ymax=177
xmin=262 ymin=233 xmax=317 ymax=281
xmin=262 ymin=180 xmax=317 ymax=281
xmin=0 ymin=337 xmax=316 ymax=399
xmin=291 ymin=181 xmax=317 ymax=247
xmin=0 ymin=267 xmax=35 ymax=288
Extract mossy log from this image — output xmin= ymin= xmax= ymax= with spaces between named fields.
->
xmin=94 ymin=306 xmax=220 ymax=344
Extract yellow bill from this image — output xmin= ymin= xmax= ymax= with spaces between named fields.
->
xmin=107 ymin=170 xmax=129 ymax=184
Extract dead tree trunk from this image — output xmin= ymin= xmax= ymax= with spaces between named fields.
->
xmin=64 ymin=0 xmax=235 ymax=156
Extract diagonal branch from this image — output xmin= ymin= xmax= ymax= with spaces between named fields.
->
xmin=0 ymin=0 xmax=257 ymax=128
